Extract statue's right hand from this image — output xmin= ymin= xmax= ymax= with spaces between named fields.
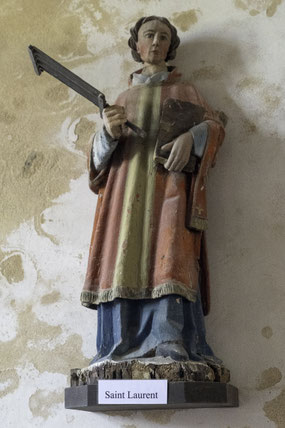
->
xmin=103 ymin=105 xmax=127 ymax=139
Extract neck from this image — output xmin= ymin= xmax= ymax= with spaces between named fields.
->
xmin=141 ymin=62 xmax=168 ymax=76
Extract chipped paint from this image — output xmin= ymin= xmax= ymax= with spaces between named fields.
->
xmin=34 ymin=214 xmax=59 ymax=246
xmin=256 ymin=367 xmax=282 ymax=390
xmin=0 ymin=0 xmax=89 ymax=240
xmin=171 ymin=10 xmax=199 ymax=32
xmin=262 ymin=326 xmax=273 ymax=339
xmin=264 ymin=389 xmax=285 ymax=427
xmin=0 ymin=253 xmax=24 ymax=283
xmin=71 ymin=1 xmax=120 ymax=35
xmin=0 ymin=369 xmax=19 ymax=399
xmin=29 ymin=389 xmax=63 ymax=420
xmin=41 ymin=290 xmax=61 ymax=305
xmin=0 ymin=305 xmax=89 ymax=382
xmin=74 ymin=117 xmax=96 ymax=153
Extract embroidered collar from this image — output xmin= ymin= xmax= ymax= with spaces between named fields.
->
xmin=129 ymin=66 xmax=181 ymax=87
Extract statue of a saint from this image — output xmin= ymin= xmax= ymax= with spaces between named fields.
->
xmin=81 ymin=16 xmax=226 ymax=379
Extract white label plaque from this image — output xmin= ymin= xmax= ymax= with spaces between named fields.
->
xmin=98 ymin=379 xmax=168 ymax=405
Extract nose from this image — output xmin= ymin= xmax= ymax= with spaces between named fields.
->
xmin=152 ymin=33 xmax=160 ymax=46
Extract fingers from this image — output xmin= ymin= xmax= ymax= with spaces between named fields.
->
xmin=103 ymin=105 xmax=127 ymax=139
xmin=164 ymin=136 xmax=191 ymax=172
xmin=165 ymin=155 xmax=187 ymax=172
xmin=103 ymin=105 xmax=126 ymax=118
xmin=103 ymin=106 xmax=127 ymax=124
xmin=104 ymin=105 xmax=125 ymax=114
xmin=161 ymin=141 xmax=174 ymax=152
xmin=164 ymin=142 xmax=184 ymax=171
xmin=103 ymin=105 xmax=127 ymax=119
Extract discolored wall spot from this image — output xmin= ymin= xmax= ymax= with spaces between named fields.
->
xmin=40 ymin=213 xmax=47 ymax=224
xmin=236 ymin=76 xmax=262 ymax=90
xmin=45 ymin=84 xmax=70 ymax=104
xmin=263 ymin=389 xmax=285 ymax=427
xmin=66 ymin=414 xmax=75 ymax=424
xmin=256 ymin=367 xmax=282 ymax=390
xmin=235 ymin=0 xmax=247 ymax=10
xmin=236 ymin=77 xmax=281 ymax=114
xmin=0 ymin=0 xmax=88 ymax=241
xmin=249 ymin=9 xmax=260 ymax=15
xmin=13 ymin=96 xmax=26 ymax=109
xmin=190 ymin=66 xmax=221 ymax=81
xmin=0 ymin=305 xmax=89 ymax=378
xmin=76 ymin=2 xmax=120 ymax=35
xmin=54 ymin=15 xmax=88 ymax=57
xmin=0 ymin=369 xmax=19 ymax=398
xmin=22 ymin=151 xmax=44 ymax=178
xmin=0 ymin=109 xmax=16 ymax=124
xmin=262 ymin=326 xmax=273 ymax=339
xmin=234 ymin=0 xmax=283 ymax=17
xmin=143 ymin=409 xmax=176 ymax=424
xmin=242 ymin=118 xmax=257 ymax=135
xmin=74 ymin=117 xmax=96 ymax=153
xmin=34 ymin=214 xmax=59 ymax=246
xmin=266 ymin=0 xmax=283 ymax=16
xmin=41 ymin=291 xmax=61 ymax=305
xmin=29 ymin=389 xmax=63 ymax=420
xmin=107 ymin=411 xmax=135 ymax=417
xmin=272 ymin=221 xmax=285 ymax=237
xmin=263 ymin=94 xmax=281 ymax=111
xmin=0 ymin=254 xmax=24 ymax=284
xmin=121 ymin=425 xmax=137 ymax=428
xmin=171 ymin=10 xmax=199 ymax=32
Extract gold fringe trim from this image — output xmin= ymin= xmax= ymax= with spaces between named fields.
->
xmin=190 ymin=216 xmax=208 ymax=231
xmin=81 ymin=281 xmax=197 ymax=310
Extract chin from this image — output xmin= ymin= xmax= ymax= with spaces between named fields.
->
xmin=149 ymin=57 xmax=163 ymax=65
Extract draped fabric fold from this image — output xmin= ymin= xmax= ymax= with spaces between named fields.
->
xmin=81 ymin=68 xmax=225 ymax=314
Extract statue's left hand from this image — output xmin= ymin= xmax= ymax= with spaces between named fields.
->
xmin=161 ymin=132 xmax=193 ymax=172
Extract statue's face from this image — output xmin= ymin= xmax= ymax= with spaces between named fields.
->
xmin=136 ymin=20 xmax=171 ymax=65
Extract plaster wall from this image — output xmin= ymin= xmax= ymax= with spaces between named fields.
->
xmin=0 ymin=1 xmax=285 ymax=427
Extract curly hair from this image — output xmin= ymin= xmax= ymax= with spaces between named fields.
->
xmin=128 ymin=16 xmax=180 ymax=63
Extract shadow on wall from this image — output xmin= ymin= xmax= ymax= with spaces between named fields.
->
xmin=173 ymin=36 xmax=285 ymax=388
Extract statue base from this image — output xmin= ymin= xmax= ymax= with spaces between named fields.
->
xmin=65 ymin=359 xmax=238 ymax=411
xmin=65 ymin=381 xmax=238 ymax=411
xmin=69 ymin=357 xmax=231 ymax=385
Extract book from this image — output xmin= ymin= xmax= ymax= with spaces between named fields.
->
xmin=154 ymin=98 xmax=206 ymax=173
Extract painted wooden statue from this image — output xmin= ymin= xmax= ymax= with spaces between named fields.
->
xmin=81 ymin=16 xmax=226 ymax=379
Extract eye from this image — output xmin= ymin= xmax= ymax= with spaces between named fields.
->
xmin=145 ymin=33 xmax=154 ymax=38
